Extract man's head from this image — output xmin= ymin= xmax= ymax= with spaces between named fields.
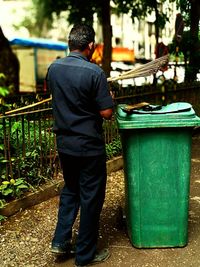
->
xmin=68 ymin=24 xmax=95 ymax=60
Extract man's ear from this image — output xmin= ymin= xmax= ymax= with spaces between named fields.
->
xmin=88 ymin=42 xmax=94 ymax=51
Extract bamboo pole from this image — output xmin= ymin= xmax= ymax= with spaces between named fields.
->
xmin=2 ymin=97 xmax=52 ymax=116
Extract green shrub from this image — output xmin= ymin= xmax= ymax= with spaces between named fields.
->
xmin=106 ymin=138 xmax=122 ymax=160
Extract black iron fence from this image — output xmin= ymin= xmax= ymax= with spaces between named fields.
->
xmin=113 ymin=81 xmax=200 ymax=115
xmin=0 ymin=108 xmax=57 ymax=184
xmin=0 ymin=105 xmax=119 ymax=185
xmin=1 ymin=81 xmax=200 ymax=187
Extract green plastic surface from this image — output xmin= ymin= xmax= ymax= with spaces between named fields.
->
xmin=117 ymin=102 xmax=200 ymax=129
xmin=122 ymin=128 xmax=191 ymax=248
xmin=117 ymin=102 xmax=200 ymax=248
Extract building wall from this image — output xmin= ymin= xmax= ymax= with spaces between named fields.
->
xmin=108 ymin=1 xmax=178 ymax=60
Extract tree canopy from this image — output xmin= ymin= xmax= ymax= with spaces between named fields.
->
xmin=176 ymin=0 xmax=200 ymax=81
xmin=1 ymin=0 xmax=199 ymax=87
xmin=31 ymin=0 xmax=178 ymax=76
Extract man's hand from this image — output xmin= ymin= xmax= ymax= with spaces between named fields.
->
xmin=110 ymin=91 xmax=115 ymax=100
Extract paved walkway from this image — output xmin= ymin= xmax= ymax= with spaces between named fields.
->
xmin=1 ymin=136 xmax=200 ymax=267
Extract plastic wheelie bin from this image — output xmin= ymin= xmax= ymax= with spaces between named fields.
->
xmin=116 ymin=102 xmax=200 ymax=248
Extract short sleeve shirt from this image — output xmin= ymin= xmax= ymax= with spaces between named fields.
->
xmin=47 ymin=52 xmax=114 ymax=156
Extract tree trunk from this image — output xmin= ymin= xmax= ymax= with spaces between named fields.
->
xmin=187 ymin=0 xmax=200 ymax=81
xmin=153 ymin=1 xmax=159 ymax=85
xmin=101 ymin=0 xmax=112 ymax=77
xmin=154 ymin=2 xmax=159 ymax=46
xmin=0 ymin=27 xmax=19 ymax=94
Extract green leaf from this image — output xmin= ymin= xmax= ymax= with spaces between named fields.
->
xmin=0 ymin=73 xmax=5 ymax=79
xmin=0 ymin=159 xmax=9 ymax=163
xmin=25 ymin=152 xmax=32 ymax=157
xmin=0 ymin=144 xmax=4 ymax=150
xmin=0 ymin=199 xmax=6 ymax=209
xmin=0 ymin=87 xmax=9 ymax=97
xmin=0 ymin=215 xmax=7 ymax=222
xmin=2 ymin=181 xmax=10 ymax=185
xmin=11 ymin=122 xmax=22 ymax=134
xmin=14 ymin=179 xmax=24 ymax=185
xmin=3 ymin=188 xmax=13 ymax=196
xmin=17 ymin=184 xmax=28 ymax=189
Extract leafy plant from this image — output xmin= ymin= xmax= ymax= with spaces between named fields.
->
xmin=0 ymin=96 xmax=121 ymax=212
xmin=0 ymin=199 xmax=6 ymax=209
xmin=0 ymin=214 xmax=7 ymax=224
xmin=16 ymin=150 xmax=49 ymax=186
xmin=0 ymin=178 xmax=30 ymax=200
xmin=106 ymin=138 xmax=122 ymax=160
xmin=0 ymin=117 xmax=54 ymax=186
xmin=0 ymin=86 xmax=9 ymax=98
xmin=0 ymin=73 xmax=10 ymax=113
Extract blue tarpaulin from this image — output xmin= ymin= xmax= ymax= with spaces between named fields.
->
xmin=9 ymin=37 xmax=68 ymax=51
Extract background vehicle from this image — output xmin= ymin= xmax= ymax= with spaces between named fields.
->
xmin=10 ymin=37 xmax=68 ymax=93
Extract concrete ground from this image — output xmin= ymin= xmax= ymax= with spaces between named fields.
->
xmin=1 ymin=134 xmax=200 ymax=267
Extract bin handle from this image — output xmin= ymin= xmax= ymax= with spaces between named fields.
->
xmin=121 ymin=102 xmax=150 ymax=114
xmin=121 ymin=103 xmax=162 ymax=114
xmin=121 ymin=103 xmax=191 ymax=115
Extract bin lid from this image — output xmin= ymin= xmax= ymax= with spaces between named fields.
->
xmin=116 ymin=102 xmax=200 ymax=129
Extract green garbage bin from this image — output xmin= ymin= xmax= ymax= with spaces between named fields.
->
xmin=116 ymin=102 xmax=200 ymax=248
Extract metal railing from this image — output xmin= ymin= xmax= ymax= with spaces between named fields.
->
xmin=0 ymin=106 xmax=119 ymax=184
xmin=0 ymin=108 xmax=57 ymax=183
xmin=1 ymin=81 xmax=199 ymax=185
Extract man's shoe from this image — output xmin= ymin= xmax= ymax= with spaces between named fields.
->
xmin=75 ymin=248 xmax=110 ymax=266
xmin=51 ymin=242 xmax=75 ymax=255
xmin=90 ymin=248 xmax=110 ymax=265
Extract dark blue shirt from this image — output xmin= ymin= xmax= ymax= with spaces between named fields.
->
xmin=47 ymin=52 xmax=114 ymax=156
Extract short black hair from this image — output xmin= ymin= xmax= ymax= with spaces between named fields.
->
xmin=68 ymin=24 xmax=95 ymax=51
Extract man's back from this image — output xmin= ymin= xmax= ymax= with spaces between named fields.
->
xmin=47 ymin=51 xmax=113 ymax=156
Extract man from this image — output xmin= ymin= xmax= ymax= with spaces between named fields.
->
xmin=47 ymin=24 xmax=114 ymax=266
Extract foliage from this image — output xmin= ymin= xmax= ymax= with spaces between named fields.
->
xmin=0 ymin=74 xmax=9 ymax=98
xmin=176 ymin=0 xmax=200 ymax=81
xmin=106 ymin=138 xmax=122 ymax=160
xmin=0 ymin=118 xmax=53 ymax=186
xmin=19 ymin=0 xmax=178 ymax=76
xmin=13 ymin=1 xmax=55 ymax=38
xmin=0 ymin=87 xmax=9 ymax=98
xmin=0 ymin=214 xmax=6 ymax=223
xmin=0 ymin=199 xmax=6 ymax=209
xmin=168 ymin=31 xmax=190 ymax=60
xmin=0 ymin=177 xmax=30 ymax=217
xmin=177 ymin=0 xmax=191 ymax=27
xmin=0 ymin=73 xmax=11 ymax=115
xmin=17 ymin=0 xmax=96 ymax=37
xmin=0 ymin=178 xmax=29 ymax=200
xmin=0 ymin=113 xmax=121 ymax=207
xmin=16 ymin=0 xmax=178 ymax=35
xmin=114 ymin=0 xmax=172 ymax=29
xmin=0 ymin=115 xmax=55 ymax=213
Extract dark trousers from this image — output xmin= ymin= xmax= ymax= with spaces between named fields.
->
xmin=52 ymin=152 xmax=107 ymax=265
